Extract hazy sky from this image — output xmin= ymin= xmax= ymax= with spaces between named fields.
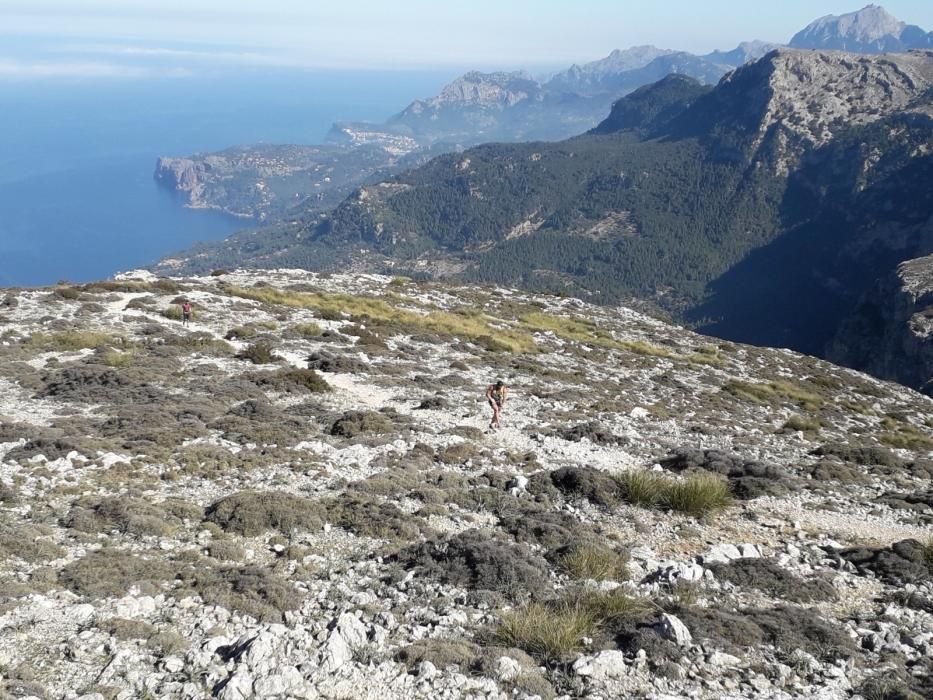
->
xmin=2 ymin=1 xmax=933 ymax=74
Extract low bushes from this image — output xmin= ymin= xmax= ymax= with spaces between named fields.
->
xmin=205 ymin=491 xmax=326 ymax=537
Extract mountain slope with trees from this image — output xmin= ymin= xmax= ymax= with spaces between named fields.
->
xmin=159 ymin=49 xmax=933 ymax=391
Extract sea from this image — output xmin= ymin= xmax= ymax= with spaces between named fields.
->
xmin=0 ymin=69 xmax=454 ymax=287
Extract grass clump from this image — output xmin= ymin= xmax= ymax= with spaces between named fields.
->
xmin=492 ymin=602 xmax=594 ymax=665
xmin=556 ymin=542 xmax=629 ymax=582
xmin=685 ymin=345 xmax=725 ymax=366
xmin=571 ymin=588 xmax=651 ymax=624
xmin=782 ymin=415 xmax=821 ymax=433
xmin=724 ymin=380 xmax=822 ymax=411
xmin=878 ymin=418 xmax=933 ymax=451
xmin=291 ymin=322 xmax=323 ymax=338
xmin=614 ymin=470 xmax=669 ymax=508
xmin=615 ymin=470 xmax=732 ymax=518
xmin=28 ymin=330 xmax=114 ymax=351
xmin=228 ymin=285 xmax=536 ymax=353
xmin=493 ymin=590 xmax=649 ymax=665
xmin=521 ymin=312 xmax=675 ymax=359
xmin=662 ymin=473 xmax=733 ymax=517
xmin=101 ymin=350 xmax=134 ymax=367
xmin=162 ymin=305 xmax=187 ymax=321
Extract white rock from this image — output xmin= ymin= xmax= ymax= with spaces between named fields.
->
xmin=76 ymin=695 xmax=105 ymax=700
xmin=335 ymin=611 xmax=368 ymax=649
xmin=218 ymin=671 xmax=253 ymax=700
xmin=700 ymin=544 xmax=743 ymax=565
xmin=650 ymin=562 xmax=705 ymax=584
xmin=72 ymin=603 xmax=96 ymax=622
xmin=738 ymin=543 xmax=761 ymax=558
xmin=253 ymin=673 xmax=290 ymax=696
xmin=654 ymin=613 xmax=692 ymax=646
xmin=630 ymin=407 xmax=650 ymax=419
xmin=319 ymin=631 xmax=351 ymax=672
xmin=243 ymin=632 xmax=277 ymax=667
xmin=495 ymin=655 xmax=523 ymax=681
xmin=161 ymin=656 xmax=185 ymax=673
xmin=573 ymin=650 xmax=628 ymax=680
xmin=707 ymin=650 xmax=742 ymax=667
xmin=417 ymin=660 xmax=438 ymax=679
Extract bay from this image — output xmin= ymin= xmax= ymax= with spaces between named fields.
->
xmin=0 ymin=69 xmax=455 ymax=286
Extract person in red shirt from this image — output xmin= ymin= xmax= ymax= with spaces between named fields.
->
xmin=181 ymin=300 xmax=192 ymax=327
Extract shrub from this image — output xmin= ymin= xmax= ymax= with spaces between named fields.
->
xmin=225 ymin=325 xmax=259 ymax=340
xmin=548 ymin=466 xmax=623 ymax=507
xmin=210 ymin=269 xmax=229 ymax=276
xmin=252 ymin=367 xmax=330 ymax=394
xmin=0 ymin=521 xmax=64 ymax=563
xmin=147 ymin=630 xmax=188 ymax=657
xmin=326 ymin=495 xmax=424 ymax=541
xmin=53 ymin=286 xmax=81 ymax=300
xmin=178 ymin=564 xmax=303 ymax=622
xmin=399 ymin=529 xmax=552 ymax=599
xmin=661 ymin=473 xmax=733 ymax=517
xmin=236 ymin=342 xmax=279 ymax=364
xmin=205 ymin=491 xmax=326 ymax=537
xmin=396 ymin=639 xmax=479 ymax=669
xmin=98 ymin=617 xmax=157 ymax=641
xmin=709 ymin=558 xmax=837 ymax=602
xmin=62 ymin=496 xmax=183 ymax=537
xmin=59 ymin=550 xmax=174 ymax=598
xmin=782 ymin=415 xmax=821 ymax=432
xmin=329 ymin=410 xmax=393 ymax=437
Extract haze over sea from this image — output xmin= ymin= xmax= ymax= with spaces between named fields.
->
xmin=0 ymin=67 xmax=453 ymax=287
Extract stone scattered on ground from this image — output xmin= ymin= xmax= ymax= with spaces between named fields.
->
xmin=0 ymin=269 xmax=931 ymax=699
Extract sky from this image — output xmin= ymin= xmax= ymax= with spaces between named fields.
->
xmin=2 ymin=1 xmax=933 ymax=75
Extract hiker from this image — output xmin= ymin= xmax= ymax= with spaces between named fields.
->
xmin=485 ymin=380 xmax=508 ymax=430
xmin=181 ymin=300 xmax=192 ymax=327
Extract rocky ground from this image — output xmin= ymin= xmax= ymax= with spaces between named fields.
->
xmin=0 ymin=269 xmax=932 ymax=699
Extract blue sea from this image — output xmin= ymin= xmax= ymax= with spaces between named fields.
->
xmin=0 ymin=69 xmax=454 ymax=287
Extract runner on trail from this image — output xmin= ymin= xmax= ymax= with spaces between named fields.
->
xmin=485 ymin=380 xmax=508 ymax=430
xmin=181 ymin=300 xmax=192 ymax=327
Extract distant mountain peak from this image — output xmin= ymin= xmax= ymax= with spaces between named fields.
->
xmin=790 ymin=4 xmax=932 ymax=53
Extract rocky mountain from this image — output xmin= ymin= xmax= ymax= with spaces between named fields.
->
xmin=157 ymin=42 xmax=773 ymax=220
xmin=790 ymin=4 xmax=933 ymax=53
xmin=829 ymin=254 xmax=933 ymax=393
xmin=158 ymin=49 xmax=933 ymax=391
xmin=1 ymin=268 xmax=932 ymax=698
xmin=546 ymin=45 xmax=681 ymax=95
